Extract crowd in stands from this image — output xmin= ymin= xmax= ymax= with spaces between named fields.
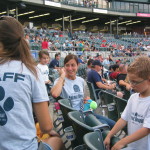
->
xmin=1 ymin=16 xmax=150 ymax=150
xmin=24 ymin=27 xmax=150 ymax=57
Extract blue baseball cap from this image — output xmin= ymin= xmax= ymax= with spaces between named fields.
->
xmin=92 ymin=60 xmax=102 ymax=66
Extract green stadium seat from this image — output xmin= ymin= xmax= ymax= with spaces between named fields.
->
xmin=68 ymin=111 xmax=109 ymax=146
xmin=86 ymin=81 xmax=101 ymax=106
xmin=84 ymin=130 xmax=120 ymax=150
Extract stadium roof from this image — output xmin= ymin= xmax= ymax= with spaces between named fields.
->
xmin=0 ymin=0 xmax=150 ymax=31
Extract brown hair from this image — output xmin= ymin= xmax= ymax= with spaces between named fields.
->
xmin=64 ymin=54 xmax=78 ymax=65
xmin=0 ymin=16 xmax=37 ymax=78
xmin=127 ymin=56 xmax=150 ymax=79
xmin=39 ymin=50 xmax=49 ymax=59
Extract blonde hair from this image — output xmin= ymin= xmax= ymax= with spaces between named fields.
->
xmin=127 ymin=56 xmax=150 ymax=79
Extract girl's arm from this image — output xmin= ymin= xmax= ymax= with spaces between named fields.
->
xmin=33 ymin=102 xmax=53 ymax=133
xmin=51 ymin=68 xmax=66 ymax=98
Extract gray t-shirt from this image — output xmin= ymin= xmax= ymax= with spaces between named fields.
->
xmin=0 ymin=60 xmax=49 ymax=150
xmin=54 ymin=76 xmax=84 ymax=110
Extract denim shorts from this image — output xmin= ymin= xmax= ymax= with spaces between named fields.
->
xmin=38 ymin=142 xmax=53 ymax=150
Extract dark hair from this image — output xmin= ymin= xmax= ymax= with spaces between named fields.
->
xmin=55 ymin=53 xmax=60 ymax=58
xmin=111 ymin=64 xmax=119 ymax=71
xmin=0 ymin=16 xmax=37 ymax=78
xmin=64 ymin=54 xmax=78 ymax=65
xmin=39 ymin=50 xmax=49 ymax=59
xmin=87 ymin=59 xmax=94 ymax=66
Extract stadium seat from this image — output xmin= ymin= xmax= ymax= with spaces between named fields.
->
xmin=83 ymin=130 xmax=120 ymax=150
xmin=68 ymin=111 xmax=109 ymax=146
xmin=86 ymin=81 xmax=101 ymax=106
xmin=83 ymin=131 xmax=105 ymax=150
xmin=59 ymin=99 xmax=76 ymax=129
xmin=114 ymin=96 xmax=128 ymax=134
xmin=100 ymin=90 xmax=118 ymax=122
xmin=114 ymin=96 xmax=127 ymax=118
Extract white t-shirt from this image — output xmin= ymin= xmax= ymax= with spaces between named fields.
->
xmin=37 ymin=63 xmax=49 ymax=82
xmin=121 ymin=93 xmax=150 ymax=150
xmin=54 ymin=76 xmax=84 ymax=110
xmin=0 ymin=60 xmax=49 ymax=150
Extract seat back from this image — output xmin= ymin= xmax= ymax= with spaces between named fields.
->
xmin=114 ymin=96 xmax=127 ymax=118
xmin=84 ymin=130 xmax=120 ymax=150
xmin=87 ymin=81 xmax=97 ymax=101
xmin=101 ymin=90 xmax=118 ymax=122
xmin=83 ymin=131 xmax=105 ymax=150
xmin=86 ymin=81 xmax=101 ymax=105
xmin=68 ymin=111 xmax=109 ymax=145
xmin=59 ymin=99 xmax=76 ymax=128
xmin=123 ymin=88 xmax=131 ymax=100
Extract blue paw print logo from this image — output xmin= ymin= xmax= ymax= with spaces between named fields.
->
xmin=0 ymin=86 xmax=14 ymax=126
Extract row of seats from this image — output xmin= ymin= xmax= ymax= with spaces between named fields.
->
xmin=58 ymin=99 xmax=121 ymax=149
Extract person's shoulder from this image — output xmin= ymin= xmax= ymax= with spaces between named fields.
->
xmin=76 ymin=76 xmax=84 ymax=82
xmin=128 ymin=93 xmax=139 ymax=102
xmin=37 ymin=63 xmax=42 ymax=67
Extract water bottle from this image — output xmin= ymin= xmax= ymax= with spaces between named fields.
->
xmin=102 ymin=109 xmax=106 ymax=116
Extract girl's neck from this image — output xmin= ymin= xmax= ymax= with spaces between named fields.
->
xmin=66 ymin=75 xmax=76 ymax=80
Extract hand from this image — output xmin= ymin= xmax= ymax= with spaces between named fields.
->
xmin=49 ymin=130 xmax=60 ymax=137
xmin=104 ymin=136 xmax=111 ymax=150
xmin=111 ymin=140 xmax=125 ymax=150
xmin=117 ymin=91 xmax=123 ymax=98
xmin=84 ymin=96 xmax=91 ymax=103
xmin=109 ymin=84 xmax=116 ymax=90
xmin=57 ymin=67 xmax=66 ymax=78
xmin=126 ymin=84 xmax=131 ymax=91
xmin=45 ymin=80 xmax=51 ymax=84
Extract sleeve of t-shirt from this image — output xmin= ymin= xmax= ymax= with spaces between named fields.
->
xmin=143 ymin=106 xmax=150 ymax=129
xmin=121 ymin=96 xmax=132 ymax=121
xmin=31 ymin=70 xmax=49 ymax=103
xmin=93 ymin=71 xmax=103 ymax=83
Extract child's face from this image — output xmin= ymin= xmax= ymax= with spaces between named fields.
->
xmin=40 ymin=54 xmax=50 ymax=65
xmin=128 ymin=73 xmax=150 ymax=94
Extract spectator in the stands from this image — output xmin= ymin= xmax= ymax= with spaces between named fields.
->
xmin=0 ymin=16 xmax=64 ymax=150
xmin=51 ymin=54 xmax=115 ymax=129
xmin=116 ymin=64 xmax=131 ymax=91
xmin=108 ymin=54 xmax=113 ymax=63
xmin=37 ymin=50 xmax=51 ymax=94
xmin=42 ymin=38 xmax=49 ymax=50
xmin=109 ymin=64 xmax=120 ymax=80
xmin=49 ymin=53 xmax=60 ymax=69
xmin=116 ymin=59 xmax=121 ymax=65
xmin=96 ymin=54 xmax=103 ymax=62
xmin=103 ymin=57 xmax=110 ymax=69
xmin=86 ymin=59 xmax=94 ymax=75
xmin=87 ymin=60 xmax=116 ymax=91
xmin=78 ymin=55 xmax=85 ymax=64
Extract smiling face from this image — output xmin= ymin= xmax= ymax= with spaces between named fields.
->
xmin=64 ymin=59 xmax=78 ymax=80
xmin=128 ymin=73 xmax=150 ymax=97
xmin=39 ymin=54 xmax=50 ymax=65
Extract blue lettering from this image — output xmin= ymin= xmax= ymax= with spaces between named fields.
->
xmin=3 ymin=73 xmax=14 ymax=81
xmin=14 ymin=73 xmax=25 ymax=82
xmin=0 ymin=72 xmax=25 ymax=82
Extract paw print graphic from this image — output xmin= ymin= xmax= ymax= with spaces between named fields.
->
xmin=0 ymin=86 xmax=14 ymax=126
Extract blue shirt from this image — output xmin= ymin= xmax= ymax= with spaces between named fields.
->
xmin=78 ymin=58 xmax=84 ymax=64
xmin=49 ymin=59 xmax=59 ymax=68
xmin=87 ymin=69 xmax=103 ymax=89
